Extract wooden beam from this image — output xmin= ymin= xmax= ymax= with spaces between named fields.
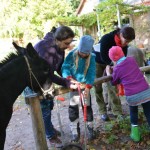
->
xmin=139 ymin=65 xmax=150 ymax=72
xmin=54 ymin=65 xmax=150 ymax=95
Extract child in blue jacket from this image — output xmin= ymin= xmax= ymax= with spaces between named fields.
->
xmin=61 ymin=35 xmax=96 ymax=141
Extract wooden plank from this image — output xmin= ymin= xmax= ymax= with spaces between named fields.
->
xmin=139 ymin=65 xmax=150 ymax=72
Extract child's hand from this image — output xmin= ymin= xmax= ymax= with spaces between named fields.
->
xmin=106 ymin=65 xmax=112 ymax=75
xmin=70 ymin=83 xmax=78 ymax=90
xmin=68 ymin=77 xmax=79 ymax=85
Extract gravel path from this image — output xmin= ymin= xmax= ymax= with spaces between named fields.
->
xmin=5 ymin=90 xmax=128 ymax=150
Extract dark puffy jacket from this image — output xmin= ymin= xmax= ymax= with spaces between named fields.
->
xmin=34 ymin=32 xmax=70 ymax=87
xmin=93 ymin=30 xmax=128 ymax=65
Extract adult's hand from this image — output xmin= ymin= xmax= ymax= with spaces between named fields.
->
xmin=70 ymin=83 xmax=78 ymax=89
xmin=70 ymin=79 xmax=79 ymax=84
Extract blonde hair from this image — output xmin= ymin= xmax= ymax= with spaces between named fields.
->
xmin=73 ymin=50 xmax=91 ymax=76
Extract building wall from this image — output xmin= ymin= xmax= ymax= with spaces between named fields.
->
xmin=124 ymin=0 xmax=150 ymax=5
xmin=77 ymin=0 xmax=150 ymax=46
xmin=77 ymin=25 xmax=98 ymax=43
xmin=130 ymin=12 xmax=150 ymax=49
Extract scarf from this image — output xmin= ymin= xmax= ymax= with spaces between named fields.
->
xmin=114 ymin=35 xmax=122 ymax=47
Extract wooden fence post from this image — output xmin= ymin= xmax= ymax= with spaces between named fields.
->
xmin=25 ymin=96 xmax=48 ymax=150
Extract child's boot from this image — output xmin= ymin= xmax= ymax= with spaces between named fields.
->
xmin=87 ymin=122 xmax=95 ymax=140
xmin=130 ymin=125 xmax=140 ymax=142
xmin=70 ymin=121 xmax=80 ymax=142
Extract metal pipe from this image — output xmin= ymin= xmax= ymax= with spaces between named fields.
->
xmin=55 ymin=97 xmax=65 ymax=146
xmin=116 ymin=4 xmax=121 ymax=28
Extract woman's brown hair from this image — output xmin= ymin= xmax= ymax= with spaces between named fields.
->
xmin=120 ymin=26 xmax=135 ymax=40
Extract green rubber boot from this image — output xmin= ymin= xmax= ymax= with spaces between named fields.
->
xmin=130 ymin=125 xmax=140 ymax=142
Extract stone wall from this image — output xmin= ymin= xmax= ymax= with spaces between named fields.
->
xmin=130 ymin=12 xmax=150 ymax=50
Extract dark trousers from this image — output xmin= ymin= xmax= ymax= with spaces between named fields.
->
xmin=94 ymin=63 xmax=122 ymax=115
xmin=68 ymin=91 xmax=93 ymax=122
xmin=130 ymin=101 xmax=150 ymax=126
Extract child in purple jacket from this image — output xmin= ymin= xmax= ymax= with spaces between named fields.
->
xmin=106 ymin=46 xmax=150 ymax=142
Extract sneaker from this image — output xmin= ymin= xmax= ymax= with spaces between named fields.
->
xmin=49 ymin=136 xmax=63 ymax=148
xmin=87 ymin=126 xmax=95 ymax=140
xmin=53 ymin=128 xmax=61 ymax=136
xmin=101 ymin=114 xmax=109 ymax=121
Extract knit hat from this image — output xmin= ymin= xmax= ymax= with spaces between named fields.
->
xmin=109 ymin=46 xmax=124 ymax=61
xmin=78 ymin=35 xmax=94 ymax=54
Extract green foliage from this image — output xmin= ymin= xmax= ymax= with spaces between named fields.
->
xmin=106 ymin=134 xmax=119 ymax=144
xmin=140 ymin=123 xmax=149 ymax=135
xmin=0 ymin=0 xmax=149 ymax=40
xmin=103 ymin=112 xmax=150 ymax=145
xmin=79 ymin=13 xmax=97 ymax=28
xmin=104 ymin=121 xmax=114 ymax=131
xmin=96 ymin=0 xmax=150 ymax=34
xmin=68 ymin=0 xmax=80 ymax=11
xmin=56 ymin=12 xmax=97 ymax=28
xmin=104 ymin=115 xmax=130 ymax=133
xmin=117 ymin=115 xmax=130 ymax=130
xmin=96 ymin=0 xmax=124 ymax=33
xmin=0 ymin=0 xmax=73 ymax=39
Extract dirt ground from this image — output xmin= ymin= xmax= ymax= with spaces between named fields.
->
xmin=4 ymin=89 xmax=132 ymax=150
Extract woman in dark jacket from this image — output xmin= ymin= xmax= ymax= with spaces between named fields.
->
xmin=24 ymin=26 xmax=76 ymax=148
xmin=93 ymin=26 xmax=135 ymax=121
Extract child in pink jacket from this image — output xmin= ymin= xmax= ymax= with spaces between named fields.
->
xmin=106 ymin=46 xmax=150 ymax=142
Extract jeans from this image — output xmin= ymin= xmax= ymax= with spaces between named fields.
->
xmin=41 ymin=107 xmax=55 ymax=139
xmin=24 ymin=87 xmax=55 ymax=139
xmin=130 ymin=101 xmax=150 ymax=126
xmin=23 ymin=87 xmax=37 ymax=97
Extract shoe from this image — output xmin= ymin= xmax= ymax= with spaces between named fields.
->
xmin=130 ymin=125 xmax=140 ymax=142
xmin=53 ymin=128 xmax=61 ymax=136
xmin=87 ymin=126 xmax=95 ymax=140
xmin=49 ymin=135 xmax=63 ymax=148
xmin=70 ymin=122 xmax=80 ymax=142
xmin=77 ymin=122 xmax=80 ymax=137
xmin=101 ymin=114 xmax=109 ymax=121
